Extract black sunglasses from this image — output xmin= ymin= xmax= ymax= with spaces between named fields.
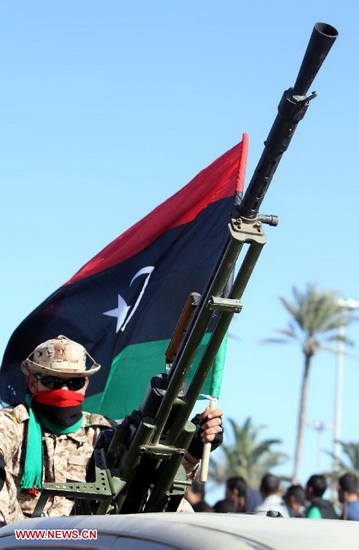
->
xmin=35 ymin=374 xmax=86 ymax=391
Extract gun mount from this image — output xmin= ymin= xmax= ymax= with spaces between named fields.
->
xmin=32 ymin=22 xmax=338 ymax=517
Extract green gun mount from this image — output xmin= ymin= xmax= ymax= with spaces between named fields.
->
xmin=32 ymin=22 xmax=338 ymax=518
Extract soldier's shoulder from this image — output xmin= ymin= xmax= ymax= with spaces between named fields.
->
xmin=82 ymin=410 xmax=115 ymax=429
xmin=0 ymin=403 xmax=28 ymax=424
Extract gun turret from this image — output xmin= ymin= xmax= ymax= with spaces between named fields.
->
xmin=32 ymin=22 xmax=338 ymax=517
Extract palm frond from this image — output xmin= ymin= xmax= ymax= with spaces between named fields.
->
xmin=260 ymin=337 xmax=291 ymax=345
xmin=209 ymin=417 xmax=288 ymax=488
xmin=264 ymin=283 xmax=358 ymax=481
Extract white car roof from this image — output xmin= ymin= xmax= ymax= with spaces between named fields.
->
xmin=1 ymin=512 xmax=358 ymax=550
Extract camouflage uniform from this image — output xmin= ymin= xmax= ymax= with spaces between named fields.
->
xmin=0 ymin=404 xmax=198 ymax=524
xmin=0 ymin=403 xmax=113 ymax=524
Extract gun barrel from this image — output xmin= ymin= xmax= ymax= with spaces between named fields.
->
xmin=294 ymin=23 xmax=338 ymax=96
xmin=233 ymin=22 xmax=338 ymax=220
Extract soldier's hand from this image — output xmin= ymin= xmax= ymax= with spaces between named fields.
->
xmin=187 ymin=407 xmax=223 ymax=460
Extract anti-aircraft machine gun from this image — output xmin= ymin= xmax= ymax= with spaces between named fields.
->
xmin=33 ymin=22 xmax=338 ymax=517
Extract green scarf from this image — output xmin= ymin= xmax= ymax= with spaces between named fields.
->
xmin=20 ymin=394 xmax=83 ymax=492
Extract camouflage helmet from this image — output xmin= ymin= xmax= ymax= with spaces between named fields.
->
xmin=21 ymin=335 xmax=101 ymax=378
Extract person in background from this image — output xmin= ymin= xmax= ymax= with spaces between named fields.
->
xmin=185 ymin=480 xmax=212 ymax=512
xmin=305 ymin=474 xmax=338 ymax=519
xmin=244 ymin=486 xmax=263 ymax=513
xmin=283 ymin=484 xmax=306 ymax=518
xmin=337 ymin=472 xmax=359 ymax=521
xmin=254 ymin=473 xmax=290 ymax=518
xmin=214 ymin=476 xmax=247 ymax=513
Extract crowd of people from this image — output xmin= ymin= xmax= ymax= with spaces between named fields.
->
xmin=185 ymin=472 xmax=359 ymax=520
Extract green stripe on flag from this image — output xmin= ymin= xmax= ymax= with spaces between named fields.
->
xmin=84 ymin=333 xmax=227 ymax=419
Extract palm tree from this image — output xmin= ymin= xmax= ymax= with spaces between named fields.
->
xmin=209 ymin=416 xmax=288 ymax=488
xmin=264 ymin=283 xmax=355 ymax=482
xmin=328 ymin=441 xmax=359 ymax=475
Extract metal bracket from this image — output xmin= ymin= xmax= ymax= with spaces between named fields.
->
xmin=139 ymin=443 xmax=186 ymax=459
xmin=208 ymin=296 xmax=242 ymax=313
xmin=31 ymin=448 xmax=114 ymax=518
xmin=230 ymin=217 xmax=267 ymax=246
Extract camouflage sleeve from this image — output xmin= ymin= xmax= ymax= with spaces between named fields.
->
xmin=0 ymin=410 xmax=25 ymax=524
xmin=0 ymin=410 xmax=23 ymax=465
xmin=0 ymin=472 xmax=26 ymax=525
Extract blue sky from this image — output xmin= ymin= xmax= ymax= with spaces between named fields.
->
xmin=1 ymin=1 xmax=358 ymax=503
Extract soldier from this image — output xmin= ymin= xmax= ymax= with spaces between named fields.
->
xmin=0 ymin=335 xmax=222 ymax=525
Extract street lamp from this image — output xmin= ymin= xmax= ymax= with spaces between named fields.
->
xmin=333 ymin=297 xmax=359 ymax=472
xmin=307 ymin=421 xmax=334 ymax=472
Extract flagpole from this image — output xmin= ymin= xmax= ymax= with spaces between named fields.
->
xmin=199 ymin=396 xmax=217 ymax=483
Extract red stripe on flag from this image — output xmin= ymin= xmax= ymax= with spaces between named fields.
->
xmin=66 ymin=137 xmax=248 ymax=284
xmin=236 ymin=134 xmax=248 ymax=192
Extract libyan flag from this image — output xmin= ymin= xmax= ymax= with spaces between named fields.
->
xmin=0 ymin=136 xmax=248 ymax=419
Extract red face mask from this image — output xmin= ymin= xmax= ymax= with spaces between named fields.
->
xmin=31 ymin=390 xmax=85 ymax=430
xmin=32 ymin=389 xmax=85 ymax=407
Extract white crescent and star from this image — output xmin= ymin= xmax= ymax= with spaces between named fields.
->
xmin=103 ymin=266 xmax=155 ymax=333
